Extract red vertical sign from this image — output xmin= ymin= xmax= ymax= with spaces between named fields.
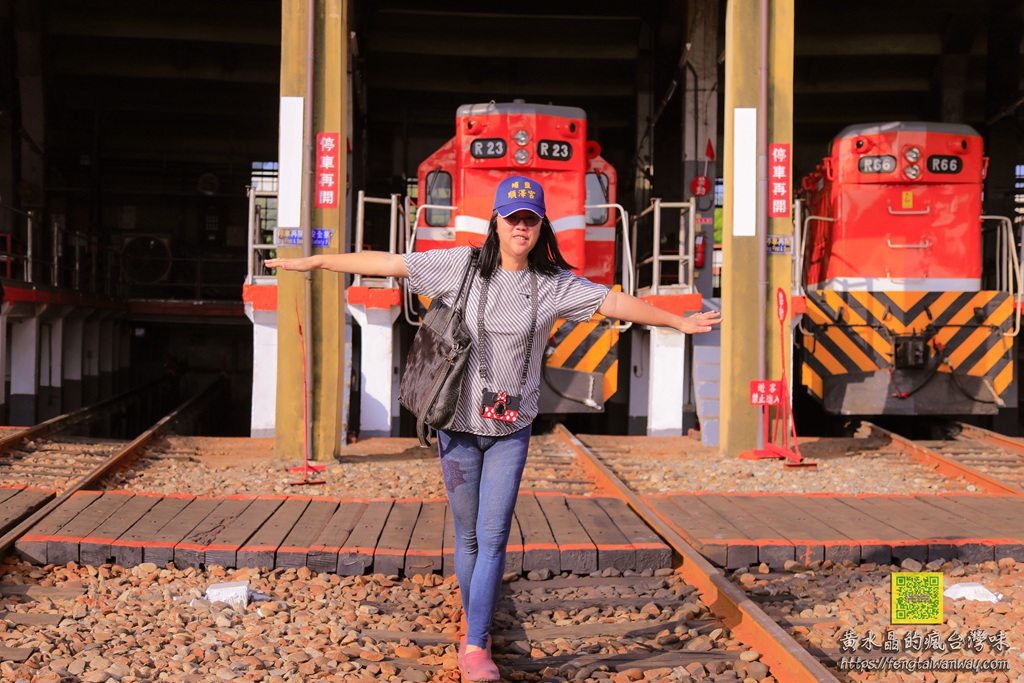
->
xmin=768 ymin=143 xmax=790 ymax=218
xmin=315 ymin=133 xmax=340 ymax=209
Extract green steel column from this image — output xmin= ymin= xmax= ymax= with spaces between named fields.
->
xmin=276 ymin=0 xmax=349 ymax=461
xmin=767 ymin=2 xmax=794 ymax=405
xmin=720 ymin=0 xmax=763 ymax=456
xmin=721 ymin=0 xmax=793 ymax=456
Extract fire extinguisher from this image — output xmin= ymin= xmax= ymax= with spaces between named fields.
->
xmin=694 ymin=232 xmax=706 ymax=268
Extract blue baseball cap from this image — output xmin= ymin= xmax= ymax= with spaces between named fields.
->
xmin=493 ymin=176 xmax=546 ymax=219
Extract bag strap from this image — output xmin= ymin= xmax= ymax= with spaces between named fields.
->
xmin=415 ymin=250 xmax=479 ymax=447
xmin=451 ymin=250 xmax=479 ymax=317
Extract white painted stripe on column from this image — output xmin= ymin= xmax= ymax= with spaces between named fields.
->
xmin=732 ymin=107 xmax=756 ymax=237
xmin=278 ymin=96 xmax=304 ymax=229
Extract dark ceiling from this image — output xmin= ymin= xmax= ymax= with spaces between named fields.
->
xmin=2 ymin=0 xmax=1022 ymax=251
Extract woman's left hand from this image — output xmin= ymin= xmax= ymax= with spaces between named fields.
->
xmin=677 ymin=310 xmax=723 ymax=334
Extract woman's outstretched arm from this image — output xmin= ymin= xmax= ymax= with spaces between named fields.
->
xmin=597 ymin=290 xmax=722 ymax=334
xmin=264 ymin=252 xmax=409 ymax=278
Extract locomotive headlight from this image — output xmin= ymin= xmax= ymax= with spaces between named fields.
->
xmin=905 ymin=164 xmax=921 ymax=179
xmin=514 ymin=149 xmax=530 ymax=164
xmin=514 ymin=130 xmax=530 ymax=146
xmin=905 ymin=147 xmax=921 ymax=162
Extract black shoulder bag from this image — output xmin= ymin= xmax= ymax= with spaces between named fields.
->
xmin=399 ymin=251 xmax=478 ymax=446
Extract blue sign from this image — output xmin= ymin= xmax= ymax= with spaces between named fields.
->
xmin=275 ymin=228 xmax=334 ymax=248
xmin=767 ymin=234 xmax=792 ymax=255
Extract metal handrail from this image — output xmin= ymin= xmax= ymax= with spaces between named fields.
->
xmin=403 ymin=203 xmax=460 ymax=327
xmin=796 ymin=214 xmax=836 ymax=337
xmin=632 ymin=197 xmax=696 ymax=297
xmin=982 ymin=215 xmax=1023 ymax=337
xmin=246 ymin=186 xmax=277 ymax=282
xmin=585 ymin=202 xmax=633 ymax=331
xmin=353 ymin=191 xmax=402 ymax=288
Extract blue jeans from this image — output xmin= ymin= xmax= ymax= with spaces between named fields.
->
xmin=437 ymin=425 xmax=531 ymax=649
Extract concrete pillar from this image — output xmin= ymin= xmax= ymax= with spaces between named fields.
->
xmin=38 ymin=316 xmax=64 ymax=420
xmin=685 ymin=0 xmax=720 ymax=305
xmin=62 ymin=315 xmax=84 ymax=412
xmin=9 ymin=316 xmax=39 ymax=426
xmin=99 ymin=319 xmax=114 ymax=399
xmin=984 ymin=0 xmax=1023 ymax=433
xmin=83 ymin=317 xmax=100 ymax=405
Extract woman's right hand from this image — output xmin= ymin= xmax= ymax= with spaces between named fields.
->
xmin=264 ymin=256 xmax=319 ymax=272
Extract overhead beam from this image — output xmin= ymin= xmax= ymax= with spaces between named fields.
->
xmin=46 ymin=16 xmax=279 ymax=46
xmin=364 ymin=35 xmax=638 ymax=60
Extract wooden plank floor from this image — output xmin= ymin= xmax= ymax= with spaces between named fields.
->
xmin=645 ymin=492 xmax=1024 ymax=569
xmin=12 ymin=491 xmax=672 ymax=576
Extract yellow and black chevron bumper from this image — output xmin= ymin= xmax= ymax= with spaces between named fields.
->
xmin=540 ymin=314 xmax=619 ymax=413
xmin=414 ymin=293 xmax=620 ymax=414
xmin=799 ymin=290 xmax=1017 ymax=415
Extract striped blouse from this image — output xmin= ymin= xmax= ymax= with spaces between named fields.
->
xmin=404 ymin=246 xmax=609 ymax=436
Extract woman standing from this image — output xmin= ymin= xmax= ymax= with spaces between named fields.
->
xmin=266 ymin=175 xmax=721 ymax=682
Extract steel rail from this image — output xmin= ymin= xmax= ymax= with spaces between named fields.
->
xmin=955 ymin=421 xmax=1024 ymax=459
xmin=863 ymin=422 xmax=1024 ymax=496
xmin=0 ymin=375 xmax=228 ymax=559
xmin=0 ymin=376 xmax=173 ymax=454
xmin=554 ymin=424 xmax=841 ymax=683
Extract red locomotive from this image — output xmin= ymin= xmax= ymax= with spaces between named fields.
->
xmin=797 ymin=121 xmax=1022 ymax=416
xmin=413 ymin=101 xmax=623 ymax=413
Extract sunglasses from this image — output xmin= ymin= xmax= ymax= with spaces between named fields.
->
xmin=502 ymin=213 xmax=542 ymax=228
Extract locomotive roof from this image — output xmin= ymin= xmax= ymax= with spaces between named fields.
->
xmin=456 ymin=101 xmax=587 ymax=120
xmin=834 ymin=121 xmax=980 ymax=139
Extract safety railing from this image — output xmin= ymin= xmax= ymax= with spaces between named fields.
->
xmin=632 ymin=197 xmax=697 ymax=296
xmin=403 ymin=203 xmax=455 ymax=327
xmin=246 ymin=186 xmax=278 ymax=283
xmin=585 ymin=202 xmax=634 ymax=331
xmin=353 ymin=191 xmax=403 ymax=289
xmin=983 ymin=215 xmax=1023 ymax=337
xmin=123 ymin=251 xmax=245 ymax=301
xmin=1 ymin=199 xmax=124 ymax=297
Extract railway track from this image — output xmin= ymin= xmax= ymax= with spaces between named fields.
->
xmin=863 ymin=421 xmax=1024 ymax=496
xmin=551 ymin=421 xmax=1024 ymax=682
xmin=5 ymin=419 xmax=1021 ymax=682
xmin=0 ymin=375 xmax=229 ymax=558
xmin=553 ymin=424 xmax=838 ymax=683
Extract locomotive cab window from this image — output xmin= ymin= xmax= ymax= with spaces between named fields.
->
xmin=585 ymin=173 xmax=609 ymax=225
xmin=424 ymin=170 xmax=452 ymax=227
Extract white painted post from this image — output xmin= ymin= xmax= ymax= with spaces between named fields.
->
xmin=646 ymin=327 xmax=687 ymax=436
xmin=245 ymin=304 xmax=278 ymax=438
xmin=346 ymin=303 xmax=400 ymax=438
xmin=9 ymin=317 xmax=40 ymax=426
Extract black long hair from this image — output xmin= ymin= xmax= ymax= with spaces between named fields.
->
xmin=477 ymin=212 xmax=575 ymax=278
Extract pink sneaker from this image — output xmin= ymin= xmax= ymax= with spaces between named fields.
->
xmin=458 ymin=635 xmax=492 ymax=656
xmin=458 ymin=647 xmax=500 ymax=682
